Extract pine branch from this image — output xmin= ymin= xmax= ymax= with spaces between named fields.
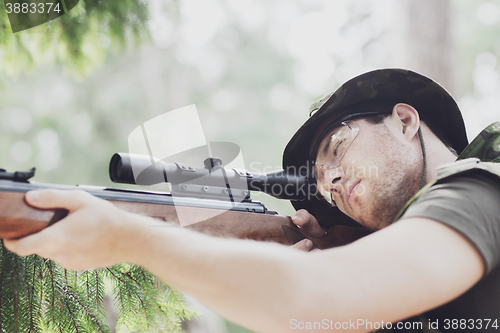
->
xmin=0 ymin=0 xmax=178 ymax=77
xmin=106 ymin=266 xmax=153 ymax=329
xmin=65 ymin=286 xmax=109 ymax=333
xmin=0 ymin=241 xmax=193 ymax=332
xmin=62 ymin=289 xmax=82 ymax=333
xmin=0 ymin=246 xmax=6 ymax=333
xmin=28 ymin=256 xmax=36 ymax=332
xmin=13 ymin=253 xmax=20 ymax=333
xmin=107 ymin=265 xmax=197 ymax=332
xmin=77 ymin=270 xmax=108 ymax=332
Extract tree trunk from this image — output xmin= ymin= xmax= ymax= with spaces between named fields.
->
xmin=397 ymin=0 xmax=455 ymax=94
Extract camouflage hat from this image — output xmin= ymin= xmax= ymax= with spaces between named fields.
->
xmin=282 ymin=68 xmax=468 ymax=229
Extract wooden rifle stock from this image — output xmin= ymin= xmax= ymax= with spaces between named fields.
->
xmin=0 ymin=179 xmax=372 ymax=249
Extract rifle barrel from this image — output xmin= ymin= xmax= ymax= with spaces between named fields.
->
xmin=109 ymin=153 xmax=317 ymax=200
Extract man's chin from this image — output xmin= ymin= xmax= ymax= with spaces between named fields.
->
xmin=358 ymin=220 xmax=386 ymax=231
xmin=339 ymin=200 xmax=395 ymax=230
xmin=351 ymin=208 xmax=397 ymax=230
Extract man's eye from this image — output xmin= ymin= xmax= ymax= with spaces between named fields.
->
xmin=333 ymin=139 xmax=345 ymax=156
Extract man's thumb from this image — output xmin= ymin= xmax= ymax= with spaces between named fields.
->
xmin=25 ymin=189 xmax=87 ymax=211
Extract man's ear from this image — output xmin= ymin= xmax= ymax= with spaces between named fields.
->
xmin=389 ymin=103 xmax=420 ymax=142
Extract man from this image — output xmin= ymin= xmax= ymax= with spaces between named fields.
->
xmin=4 ymin=69 xmax=500 ymax=332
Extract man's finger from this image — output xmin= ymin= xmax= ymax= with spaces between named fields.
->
xmin=3 ymin=230 xmax=51 ymax=257
xmin=291 ymin=209 xmax=311 ymax=228
xmin=292 ymin=238 xmax=313 ymax=252
xmin=3 ymin=238 xmax=32 ymax=257
xmin=292 ymin=209 xmax=326 ymax=239
xmin=25 ymin=189 xmax=91 ymax=211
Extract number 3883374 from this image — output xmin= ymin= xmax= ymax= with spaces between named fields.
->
xmin=5 ymin=2 xmax=61 ymax=14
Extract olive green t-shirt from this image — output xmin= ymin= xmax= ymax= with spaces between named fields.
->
xmin=401 ymin=171 xmax=500 ymax=332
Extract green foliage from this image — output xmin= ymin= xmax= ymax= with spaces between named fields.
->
xmin=0 ymin=242 xmax=196 ymax=332
xmin=0 ymin=0 xmax=175 ymax=76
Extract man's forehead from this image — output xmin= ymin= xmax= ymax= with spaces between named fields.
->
xmin=308 ymin=115 xmax=348 ymax=157
xmin=318 ymin=118 xmax=363 ymax=142
xmin=307 ymin=107 xmax=395 ymax=166
xmin=317 ymin=123 xmax=347 ymax=153
xmin=315 ymin=119 xmax=364 ymax=160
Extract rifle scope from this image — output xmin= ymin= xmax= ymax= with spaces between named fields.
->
xmin=109 ymin=153 xmax=317 ymax=201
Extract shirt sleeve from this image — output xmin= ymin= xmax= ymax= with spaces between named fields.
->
xmin=400 ymin=170 xmax=500 ymax=275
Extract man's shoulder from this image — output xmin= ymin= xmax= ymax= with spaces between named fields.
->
xmin=436 ymin=158 xmax=500 ymax=183
xmin=459 ymin=122 xmax=500 ymax=162
xmin=395 ymin=158 xmax=500 ymax=221
xmin=401 ymin=161 xmax=500 ymax=275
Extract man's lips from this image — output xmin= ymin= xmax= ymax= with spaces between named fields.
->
xmin=346 ymin=180 xmax=361 ymax=209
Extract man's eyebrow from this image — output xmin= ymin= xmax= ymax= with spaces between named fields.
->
xmin=321 ymin=139 xmax=332 ymax=157
xmin=318 ymin=123 xmax=346 ymax=159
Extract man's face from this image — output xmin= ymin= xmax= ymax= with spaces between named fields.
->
xmin=314 ymin=118 xmax=422 ymax=230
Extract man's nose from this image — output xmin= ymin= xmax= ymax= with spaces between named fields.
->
xmin=322 ymin=167 xmax=344 ymax=194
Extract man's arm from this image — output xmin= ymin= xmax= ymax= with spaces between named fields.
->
xmin=4 ymin=190 xmax=484 ymax=333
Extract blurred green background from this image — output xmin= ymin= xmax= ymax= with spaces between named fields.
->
xmin=2 ymin=0 xmax=500 ymax=331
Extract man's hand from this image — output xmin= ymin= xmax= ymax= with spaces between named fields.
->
xmin=291 ymin=209 xmax=325 ymax=252
xmin=3 ymin=189 xmax=145 ymax=271
xmin=291 ymin=209 xmax=325 ymax=238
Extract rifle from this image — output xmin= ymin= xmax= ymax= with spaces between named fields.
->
xmin=0 ymin=154 xmax=372 ymax=249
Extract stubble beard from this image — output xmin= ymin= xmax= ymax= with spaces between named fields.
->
xmin=356 ymin=127 xmax=423 ymax=230
xmin=366 ymin=159 xmax=422 ymax=229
